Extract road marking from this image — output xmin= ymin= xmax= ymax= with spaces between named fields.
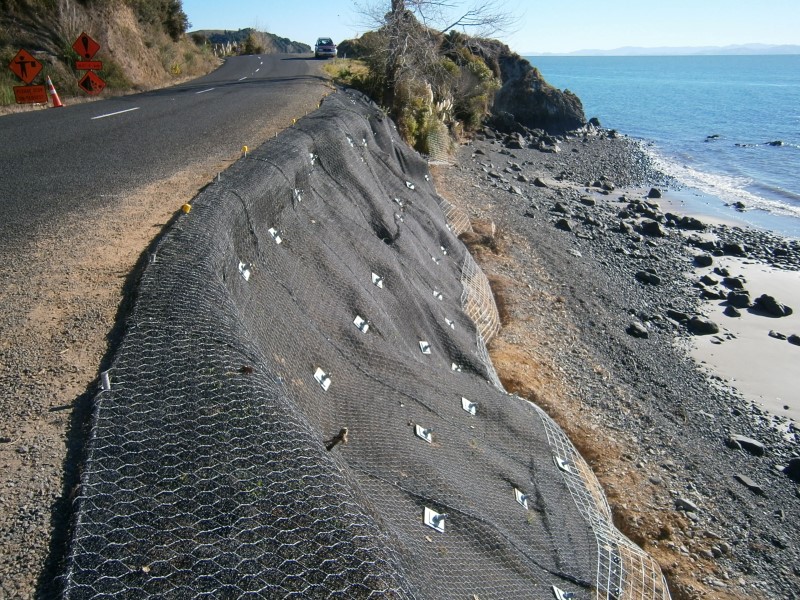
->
xmin=91 ymin=107 xmax=140 ymax=120
xmin=238 ymin=77 xmax=247 ymax=81
xmin=255 ymin=68 xmax=260 ymax=73
xmin=196 ymin=87 xmax=215 ymax=94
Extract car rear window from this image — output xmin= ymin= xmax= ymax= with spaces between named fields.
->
xmin=318 ymin=39 xmax=333 ymax=45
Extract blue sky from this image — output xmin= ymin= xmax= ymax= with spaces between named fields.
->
xmin=182 ymin=0 xmax=800 ymax=54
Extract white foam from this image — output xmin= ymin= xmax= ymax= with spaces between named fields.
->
xmin=644 ymin=145 xmax=800 ymax=220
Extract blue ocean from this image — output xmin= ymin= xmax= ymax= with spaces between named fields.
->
xmin=529 ymin=55 xmax=800 ymax=238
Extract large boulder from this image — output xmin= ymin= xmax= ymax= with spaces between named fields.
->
xmin=474 ymin=40 xmax=586 ymax=134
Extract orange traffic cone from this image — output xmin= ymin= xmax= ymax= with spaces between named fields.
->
xmin=46 ymin=76 xmax=64 ymax=108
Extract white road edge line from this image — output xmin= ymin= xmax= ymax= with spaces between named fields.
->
xmin=196 ymin=88 xmax=215 ymax=94
xmin=91 ymin=107 xmax=140 ymax=120
xmin=238 ymin=76 xmax=247 ymax=81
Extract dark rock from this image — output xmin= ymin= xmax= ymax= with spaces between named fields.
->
xmin=639 ymin=219 xmax=667 ymax=237
xmin=694 ymin=254 xmax=714 ymax=267
xmin=647 ymin=187 xmax=662 ymax=199
xmin=555 ymin=218 xmax=573 ymax=232
xmin=714 ymin=267 xmax=731 ymax=277
xmin=789 ymin=334 xmax=800 ymax=346
xmin=724 ymin=306 xmax=741 ymax=318
xmin=627 ymin=322 xmax=649 ymax=339
xmin=722 ymin=242 xmax=747 ymax=256
xmin=784 ymin=458 xmax=800 ymax=482
xmin=677 ymin=216 xmax=707 ymax=231
xmin=473 ymin=148 xmax=486 ymax=155
xmin=579 ymin=195 xmax=596 ymax=206
xmin=554 ymin=202 xmax=570 ymax=214
xmin=667 ymin=309 xmax=690 ymax=323
xmin=722 ymin=277 xmax=745 ymax=290
xmin=687 ymin=316 xmax=719 ymax=335
xmin=486 ymin=42 xmax=586 ymax=134
xmin=728 ymin=434 xmax=766 ymax=456
xmin=734 ymin=473 xmax=764 ymax=495
xmin=731 ymin=201 xmax=747 ymax=212
xmin=766 ymin=140 xmax=784 ymax=147
xmin=635 ymin=270 xmax=661 ymax=285
xmin=768 ymin=330 xmax=788 ymax=341
xmin=532 ymin=177 xmax=548 ymax=188
xmin=753 ymin=294 xmax=793 ymax=317
xmin=516 ymin=174 xmax=529 ymax=183
xmin=619 ymin=221 xmax=634 ymax=234
xmin=588 ymin=117 xmax=601 ymax=128
xmin=700 ymin=288 xmax=726 ymax=300
xmin=509 ymin=185 xmax=523 ymax=195
xmin=700 ymin=274 xmax=718 ymax=286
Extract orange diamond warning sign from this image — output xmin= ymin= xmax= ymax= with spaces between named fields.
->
xmin=72 ymin=32 xmax=100 ymax=60
xmin=8 ymin=49 xmax=42 ymax=84
xmin=78 ymin=71 xmax=105 ymax=95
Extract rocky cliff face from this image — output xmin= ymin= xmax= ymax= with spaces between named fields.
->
xmin=473 ymin=40 xmax=586 ymax=134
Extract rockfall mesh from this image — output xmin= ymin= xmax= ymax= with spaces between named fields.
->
xmin=59 ymin=89 xmax=669 ymax=599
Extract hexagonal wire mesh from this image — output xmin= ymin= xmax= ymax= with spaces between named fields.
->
xmin=59 ymin=89 xmax=670 ymax=599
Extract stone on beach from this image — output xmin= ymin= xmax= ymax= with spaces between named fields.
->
xmin=727 ymin=434 xmax=766 ymax=456
xmin=687 ymin=316 xmax=719 ymax=335
xmin=753 ymin=294 xmax=793 ymax=317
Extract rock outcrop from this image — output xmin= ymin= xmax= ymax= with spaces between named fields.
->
xmin=472 ymin=40 xmax=586 ymax=134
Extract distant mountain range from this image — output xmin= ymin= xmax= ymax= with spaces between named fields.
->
xmin=529 ymin=44 xmax=800 ymax=57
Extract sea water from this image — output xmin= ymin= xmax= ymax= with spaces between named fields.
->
xmin=529 ymin=55 xmax=800 ymax=238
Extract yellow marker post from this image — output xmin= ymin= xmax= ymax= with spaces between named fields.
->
xmin=181 ymin=203 xmax=192 ymax=214
xmin=242 ymin=145 xmax=248 ymax=157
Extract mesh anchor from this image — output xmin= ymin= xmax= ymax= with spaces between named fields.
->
xmin=451 ymin=363 xmax=462 ymax=372
xmin=433 ymin=290 xmax=443 ymax=301
xmin=440 ymin=245 xmax=448 ymax=256
xmin=353 ymin=315 xmax=369 ymax=333
xmin=238 ymin=262 xmax=252 ymax=281
xmin=461 ymin=397 xmax=476 ymax=415
xmin=100 ymin=370 xmax=111 ymax=391
xmin=371 ymin=272 xmax=384 ymax=288
xmin=314 ymin=368 xmax=331 ymax=391
xmin=423 ymin=507 xmax=446 ymax=533
xmin=405 ymin=181 xmax=415 ymax=190
xmin=419 ymin=341 xmax=431 ymax=355
xmin=268 ymin=228 xmax=282 ymax=244
xmin=514 ymin=488 xmax=529 ymax=509
xmin=554 ymin=456 xmax=573 ymax=474
xmin=415 ymin=424 xmax=433 ymax=444
xmin=431 ymin=255 xmax=441 ymax=264
xmin=445 ymin=318 xmax=455 ymax=329
xmin=551 ymin=587 xmax=576 ymax=600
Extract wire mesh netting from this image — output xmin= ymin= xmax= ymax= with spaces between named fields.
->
xmin=59 ymin=89 xmax=670 ymax=599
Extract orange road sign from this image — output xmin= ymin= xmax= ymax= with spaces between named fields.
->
xmin=13 ymin=85 xmax=47 ymax=104
xmin=76 ymin=60 xmax=103 ymax=71
xmin=78 ymin=71 xmax=105 ymax=95
xmin=8 ymin=49 xmax=42 ymax=84
xmin=72 ymin=32 xmax=100 ymax=60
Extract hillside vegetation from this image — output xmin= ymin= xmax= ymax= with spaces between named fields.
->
xmin=0 ymin=0 xmax=216 ymax=105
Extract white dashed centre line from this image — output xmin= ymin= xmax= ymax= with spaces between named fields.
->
xmin=91 ymin=107 xmax=140 ymax=120
xmin=196 ymin=88 xmax=215 ymax=94
xmin=238 ymin=77 xmax=247 ymax=81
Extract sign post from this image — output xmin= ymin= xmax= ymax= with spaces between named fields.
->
xmin=72 ymin=32 xmax=105 ymax=95
xmin=8 ymin=49 xmax=46 ymax=104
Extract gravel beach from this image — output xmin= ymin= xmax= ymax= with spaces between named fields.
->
xmin=431 ymin=127 xmax=800 ymax=599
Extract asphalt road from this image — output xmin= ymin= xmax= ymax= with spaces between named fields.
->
xmin=0 ymin=54 xmax=328 ymax=247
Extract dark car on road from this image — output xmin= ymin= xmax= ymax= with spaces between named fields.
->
xmin=314 ymin=38 xmax=336 ymax=59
